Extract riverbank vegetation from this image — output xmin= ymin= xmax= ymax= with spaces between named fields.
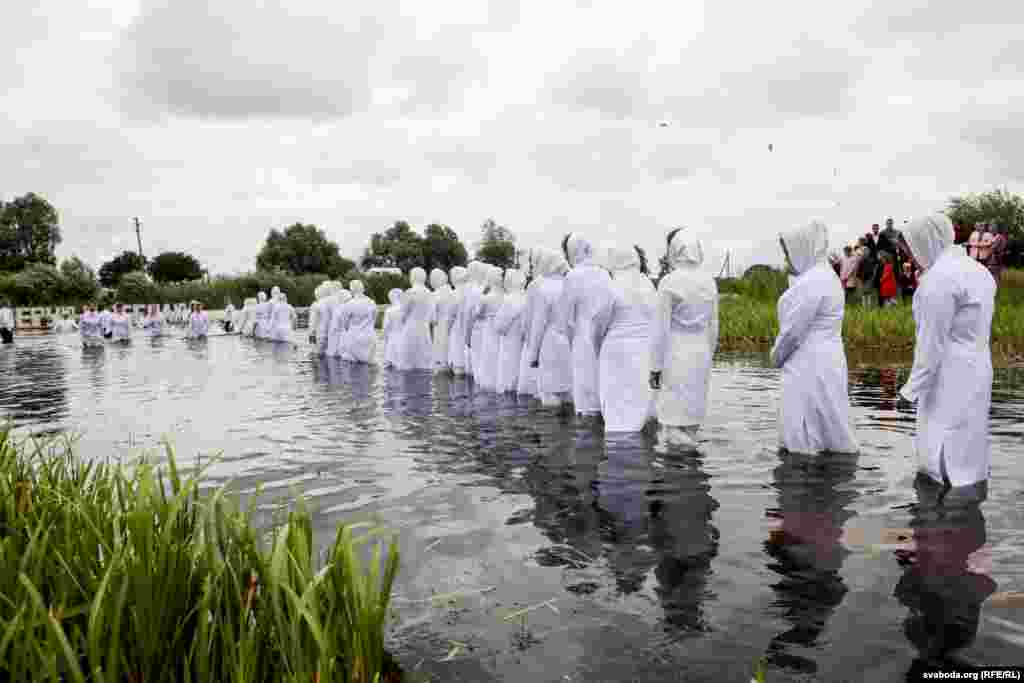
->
xmin=716 ymin=267 xmax=1024 ymax=364
xmin=0 ymin=430 xmax=402 ymax=682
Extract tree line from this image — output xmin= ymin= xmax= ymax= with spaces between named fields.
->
xmin=3 ymin=188 xmax=1021 ymax=308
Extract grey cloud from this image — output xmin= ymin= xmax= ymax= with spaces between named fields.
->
xmin=309 ymin=160 xmax=402 ymax=188
xmin=961 ymin=120 xmax=1024 ymax=182
xmin=423 ymin=141 xmax=498 ymax=183
xmin=547 ymin=48 xmax=654 ymax=120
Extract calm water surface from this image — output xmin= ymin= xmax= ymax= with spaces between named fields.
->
xmin=1 ymin=328 xmax=1022 ymax=682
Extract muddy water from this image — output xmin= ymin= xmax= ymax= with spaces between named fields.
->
xmin=1 ymin=330 xmax=1022 ymax=682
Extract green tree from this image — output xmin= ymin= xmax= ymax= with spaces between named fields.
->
xmin=99 ymin=251 xmax=147 ymax=288
xmin=475 ymin=218 xmax=516 ymax=269
xmin=147 ymin=251 xmax=204 ymax=283
xmin=362 ymin=271 xmax=410 ymax=305
xmin=361 ymin=221 xmax=425 ymax=272
xmin=59 ymin=256 xmax=100 ymax=302
xmin=422 ymin=223 xmax=468 ymax=272
xmin=256 ymin=223 xmax=354 ymax=277
xmin=946 ymin=188 xmax=1024 ymax=238
xmin=0 ymin=192 xmax=62 ymax=271
xmin=13 ymin=263 xmax=63 ymax=305
xmin=116 ymin=271 xmax=156 ymax=304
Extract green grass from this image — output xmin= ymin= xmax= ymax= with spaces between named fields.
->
xmin=0 ymin=430 xmax=402 ymax=683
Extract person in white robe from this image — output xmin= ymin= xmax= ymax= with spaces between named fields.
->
xmin=222 ymin=302 xmax=236 ymax=333
xmin=187 ymin=302 xmax=210 ymax=339
xmin=494 ymin=268 xmax=527 ymax=394
xmin=525 ymin=249 xmax=573 ymax=408
xmin=474 ymin=265 xmax=505 ymax=391
xmin=461 ymin=261 xmax=488 ymax=377
xmin=316 ymin=282 xmax=339 ymax=356
xmin=898 ymin=214 xmax=995 ymax=488
xmin=382 ymin=288 xmax=404 ymax=368
xmin=270 ymin=292 xmax=295 ymax=342
xmin=253 ymin=292 xmax=271 ymax=339
xmin=339 ymin=280 xmax=378 ymax=363
xmin=430 ymin=268 xmax=455 ymax=372
xmin=398 ymin=267 xmax=434 ymax=371
xmin=239 ymin=298 xmax=257 ymax=336
xmin=649 ymin=230 xmax=719 ymax=446
xmin=53 ymin=313 xmax=78 ymax=334
xmin=143 ymin=304 xmax=164 ymax=337
xmin=0 ymin=302 xmax=14 ymax=344
xmin=558 ymin=232 xmax=613 ymax=416
xmin=447 ymin=266 xmax=469 ymax=375
xmin=308 ymin=283 xmax=326 ymax=344
xmin=99 ymin=306 xmax=113 ymax=339
xmin=591 ymin=245 xmax=657 ymax=433
xmin=516 ymin=252 xmax=542 ymax=397
xmin=327 ymin=288 xmax=353 ymax=357
xmin=79 ymin=305 xmax=103 ymax=347
xmin=770 ymin=220 xmax=858 ymax=455
xmin=110 ymin=304 xmax=132 ymax=343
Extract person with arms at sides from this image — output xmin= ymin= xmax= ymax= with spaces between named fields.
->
xmin=898 ymin=214 xmax=995 ymax=490
xmin=308 ymin=283 xmax=326 ymax=344
xmin=142 ymin=304 xmax=164 ymax=337
xmin=591 ymin=244 xmax=657 ymax=433
xmin=986 ymin=224 xmax=1008 ymax=286
xmin=339 ymin=280 xmax=377 ymax=363
xmin=429 ymin=269 xmax=455 ymax=373
xmin=771 ymin=220 xmax=858 ymax=455
xmin=0 ymin=301 xmax=15 ymax=344
xmin=516 ymin=252 xmax=542 ymax=398
xmin=326 ymin=286 xmax=353 ymax=358
xmin=879 ymin=253 xmax=899 ymax=307
xmin=649 ymin=230 xmax=719 ymax=447
xmin=474 ymin=265 xmax=506 ymax=391
xmin=461 ymin=261 xmax=488 ymax=378
xmin=398 ymin=267 xmax=435 ymax=371
xmin=270 ymin=292 xmax=295 ymax=343
xmin=838 ymin=244 xmax=862 ymax=305
xmin=526 ymin=249 xmax=574 ymax=410
xmin=53 ymin=312 xmax=78 ymax=334
xmin=315 ymin=282 xmax=339 ymax=356
xmin=79 ymin=304 xmax=103 ymax=347
xmin=187 ymin=301 xmax=210 ymax=339
xmin=558 ymin=232 xmax=613 ymax=418
xmin=253 ymin=292 xmax=270 ymax=340
xmin=447 ymin=266 xmax=470 ymax=375
xmin=99 ymin=305 xmax=114 ymax=339
xmin=382 ymin=288 xmax=404 ymax=369
xmin=109 ymin=303 xmax=132 ymax=343
xmin=493 ymin=268 xmax=527 ymax=394
xmin=222 ymin=302 xmax=236 ymax=333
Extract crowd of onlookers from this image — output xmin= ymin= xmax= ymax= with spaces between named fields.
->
xmin=829 ymin=217 xmax=1010 ymax=308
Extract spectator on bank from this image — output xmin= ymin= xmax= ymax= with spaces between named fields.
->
xmin=878 ymin=218 xmax=899 ymax=258
xmin=987 ymin=224 xmax=1008 ymax=285
xmin=879 ymin=253 xmax=899 ymax=307
xmin=967 ymin=223 xmax=985 ymax=260
xmin=857 ymin=236 xmax=879 ymax=308
xmin=839 ymin=244 xmax=862 ymax=304
xmin=977 ymin=224 xmax=995 ymax=265
xmin=898 ymin=261 xmax=918 ymax=301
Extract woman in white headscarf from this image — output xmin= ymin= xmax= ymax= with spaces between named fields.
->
xmin=899 ymin=214 xmax=995 ymax=488
xmin=79 ymin=304 xmax=103 ymax=347
xmin=592 ymin=245 xmax=657 ymax=433
xmin=770 ymin=220 xmax=858 ymax=455
xmin=308 ymin=283 xmax=326 ymax=344
xmin=494 ymin=268 xmax=527 ymax=394
xmin=327 ymin=287 xmax=353 ymax=357
xmin=253 ymin=292 xmax=271 ymax=339
xmin=339 ymin=280 xmax=378 ymax=363
xmin=649 ymin=230 xmax=719 ymax=446
xmin=316 ymin=282 xmax=339 ymax=356
xmin=398 ymin=267 xmax=434 ymax=371
xmin=240 ymin=297 xmax=258 ymax=336
xmin=525 ymin=249 xmax=573 ymax=408
xmin=473 ymin=265 xmax=505 ymax=391
xmin=559 ymin=232 xmax=613 ymax=416
xmin=143 ymin=304 xmax=164 ymax=337
xmin=270 ymin=292 xmax=295 ymax=342
xmin=430 ymin=268 xmax=454 ymax=372
xmin=516 ymin=252 xmax=542 ymax=397
xmin=382 ymin=288 xmax=404 ymax=368
xmin=447 ymin=266 xmax=469 ymax=375
xmin=461 ymin=262 xmax=488 ymax=377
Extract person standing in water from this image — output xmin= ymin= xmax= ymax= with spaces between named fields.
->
xmin=526 ymin=249 xmax=574 ymax=410
xmin=187 ymin=302 xmax=210 ymax=339
xmin=99 ymin=305 xmax=114 ymax=339
xmin=0 ymin=301 xmax=15 ymax=344
xmin=110 ymin=303 xmax=132 ymax=343
xmin=79 ymin=304 xmax=103 ymax=347
xmin=143 ymin=305 xmax=164 ymax=337
xmin=771 ymin=220 xmax=858 ymax=455
xmin=222 ymin=302 xmax=236 ymax=333
xmin=382 ymin=288 xmax=404 ymax=369
xmin=898 ymin=214 xmax=995 ymax=490
xmin=53 ymin=312 xmax=78 ymax=334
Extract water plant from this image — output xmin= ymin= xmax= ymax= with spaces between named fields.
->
xmin=0 ymin=430 xmax=401 ymax=682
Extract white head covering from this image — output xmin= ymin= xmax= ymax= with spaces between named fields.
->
xmin=779 ymin=220 xmax=829 ymax=276
xmin=563 ymin=232 xmax=595 ymax=267
xmin=429 ymin=268 xmax=449 ymax=290
xmin=336 ymin=290 xmax=353 ymax=305
xmin=387 ymin=288 xmax=403 ymax=306
xmin=902 ymin=214 xmax=955 ymax=271
xmin=349 ymin=280 xmax=365 ymax=296
xmin=270 ymin=285 xmax=281 ymax=301
xmin=450 ymin=266 xmax=468 ymax=287
xmin=666 ymin=228 xmax=705 ymax=270
xmin=410 ymin=267 xmax=427 ymax=286
xmin=504 ymin=268 xmax=526 ymax=294
xmin=258 ymin=291 xmax=267 ymax=303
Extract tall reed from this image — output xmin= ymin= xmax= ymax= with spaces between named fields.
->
xmin=0 ymin=430 xmax=401 ymax=683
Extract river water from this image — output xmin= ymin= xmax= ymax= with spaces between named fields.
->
xmin=1 ymin=328 xmax=1022 ymax=682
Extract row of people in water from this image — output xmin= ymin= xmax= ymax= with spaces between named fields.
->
xmin=78 ymin=301 xmax=212 ymax=345
xmin=301 ymin=215 xmax=996 ymax=493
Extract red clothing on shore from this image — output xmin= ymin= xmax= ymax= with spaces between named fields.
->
xmin=880 ymin=263 xmax=897 ymax=298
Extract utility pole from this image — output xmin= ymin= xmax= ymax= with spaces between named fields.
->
xmin=134 ymin=217 xmax=144 ymax=258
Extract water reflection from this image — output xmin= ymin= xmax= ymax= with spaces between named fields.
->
xmin=0 ymin=344 xmax=69 ymax=427
xmin=895 ymin=474 xmax=995 ymax=677
xmin=763 ymin=451 xmax=859 ymax=674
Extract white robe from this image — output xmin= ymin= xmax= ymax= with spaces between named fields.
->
xmin=143 ymin=315 xmax=164 ymax=337
xmin=398 ymin=286 xmax=434 ymax=371
xmin=308 ymin=299 xmax=322 ymax=340
xmin=525 ymin=275 xmax=573 ymax=399
xmin=516 ymin=279 xmax=541 ymax=396
xmin=327 ymin=297 xmax=350 ymax=357
xmin=650 ymin=268 xmax=719 ymax=427
xmin=494 ymin=294 xmax=526 ymax=394
xmin=900 ymin=244 xmax=995 ymax=487
xmin=187 ymin=312 xmax=209 ymax=338
xmin=431 ymin=287 xmax=455 ymax=371
xmin=558 ymin=262 xmax=612 ymax=414
xmin=79 ymin=313 xmax=103 ymax=345
xmin=448 ymin=286 xmax=468 ymax=373
xmin=270 ymin=302 xmax=294 ymax=342
xmin=770 ymin=263 xmax=857 ymax=454
xmin=99 ymin=311 xmax=112 ymax=336
xmin=382 ymin=305 xmax=402 ymax=367
xmin=317 ymin=296 xmax=336 ymax=356
xmin=110 ymin=314 xmax=132 ymax=341
xmin=593 ymin=269 xmax=657 ymax=433
xmin=341 ymin=296 xmax=378 ymax=363
xmin=254 ymin=302 xmax=272 ymax=339
xmin=461 ymin=282 xmax=485 ymax=376
xmin=475 ymin=292 xmax=503 ymax=390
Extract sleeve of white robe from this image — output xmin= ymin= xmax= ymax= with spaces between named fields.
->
xmin=525 ymin=291 xmax=551 ymax=365
xmin=464 ymin=294 xmax=481 ymax=349
xmin=770 ymin=288 xmax=822 ymax=369
xmin=899 ymin=284 xmax=957 ymax=403
xmin=590 ymin=291 xmax=615 ymax=357
xmin=555 ymin=277 xmax=577 ymax=345
xmin=649 ymin=288 xmax=673 ymax=373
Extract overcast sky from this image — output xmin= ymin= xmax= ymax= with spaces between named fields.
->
xmin=3 ymin=0 xmax=1023 ymax=277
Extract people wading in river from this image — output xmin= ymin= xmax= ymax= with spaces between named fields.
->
xmin=110 ymin=303 xmax=132 ymax=344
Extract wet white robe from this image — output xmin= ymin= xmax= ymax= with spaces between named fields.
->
xmin=398 ymin=285 xmax=434 ymax=371
xmin=187 ymin=312 xmax=209 ymax=338
xmin=475 ymin=289 xmax=503 ymax=391
xmin=432 ymin=286 xmax=456 ymax=371
xmin=340 ymin=295 xmax=378 ymax=363
xmin=382 ymin=304 xmax=402 ymax=367
xmin=110 ymin=313 xmax=132 ymax=342
xmin=254 ymin=302 xmax=272 ymax=339
xmin=461 ymin=280 xmax=485 ymax=377
xmin=99 ymin=311 xmax=113 ymax=337
xmin=593 ymin=268 xmax=657 ymax=432
xmin=525 ymin=273 xmax=573 ymax=400
xmin=143 ymin=314 xmax=164 ymax=337
xmin=80 ymin=313 xmax=103 ymax=346
xmin=558 ymin=252 xmax=612 ymax=414
xmin=516 ymin=278 xmax=541 ymax=396
xmin=270 ymin=301 xmax=294 ymax=342
xmin=327 ymin=294 xmax=352 ymax=357
xmin=317 ymin=295 xmax=336 ymax=356
xmin=650 ymin=263 xmax=719 ymax=428
xmin=495 ymin=292 xmax=526 ymax=394
xmin=448 ymin=283 xmax=468 ymax=373
xmin=900 ymin=221 xmax=995 ymax=487
xmin=771 ymin=263 xmax=857 ymax=454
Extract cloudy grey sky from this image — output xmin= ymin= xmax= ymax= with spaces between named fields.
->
xmin=3 ymin=0 xmax=1023 ymax=276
